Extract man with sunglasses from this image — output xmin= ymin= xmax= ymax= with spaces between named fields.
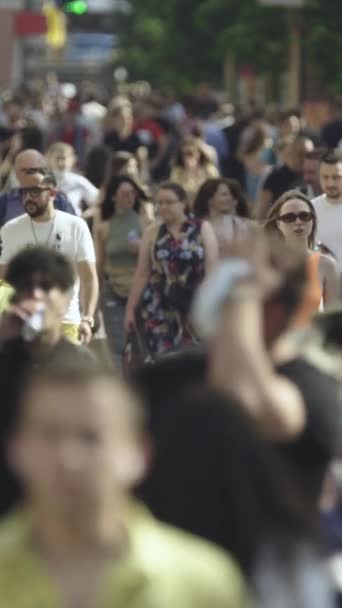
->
xmin=0 ymin=171 xmax=98 ymax=344
xmin=0 ymin=149 xmax=75 ymax=229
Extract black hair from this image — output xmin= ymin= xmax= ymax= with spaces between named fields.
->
xmin=156 ymin=181 xmax=188 ymax=204
xmin=305 ymin=148 xmax=327 ymax=162
xmin=84 ymin=144 xmax=111 ymax=188
xmin=101 ymin=175 xmax=147 ymax=221
xmin=320 ymin=150 xmax=342 ymax=165
xmin=193 ymin=177 xmax=250 ymax=220
xmin=139 ymin=384 xmax=318 ymax=578
xmin=5 ymin=245 xmax=75 ymax=292
xmin=19 ymin=126 xmax=44 ymax=153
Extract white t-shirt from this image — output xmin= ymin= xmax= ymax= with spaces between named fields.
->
xmin=312 ymin=194 xmax=342 ymax=271
xmin=0 ymin=210 xmax=96 ymax=324
xmin=57 ymin=171 xmax=99 ymax=216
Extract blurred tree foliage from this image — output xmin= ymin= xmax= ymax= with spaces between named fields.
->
xmin=117 ymin=0 xmax=342 ymax=96
xmin=304 ymin=0 xmax=342 ymax=96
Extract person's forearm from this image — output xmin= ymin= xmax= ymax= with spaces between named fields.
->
xmin=209 ymin=300 xmax=305 ymax=440
xmin=210 ymin=338 xmax=305 ymax=440
xmin=80 ymin=276 xmax=99 ymax=317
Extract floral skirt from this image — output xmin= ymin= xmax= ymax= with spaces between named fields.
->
xmin=139 ymin=284 xmax=197 ymax=356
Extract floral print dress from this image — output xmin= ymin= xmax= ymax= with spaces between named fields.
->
xmin=140 ymin=218 xmax=205 ymax=355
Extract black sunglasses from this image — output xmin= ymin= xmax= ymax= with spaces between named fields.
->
xmin=19 ymin=186 xmax=51 ymax=198
xmin=278 ymin=211 xmax=314 ymax=224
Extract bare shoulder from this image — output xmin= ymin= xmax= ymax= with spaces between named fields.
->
xmin=200 ymin=219 xmax=214 ymax=234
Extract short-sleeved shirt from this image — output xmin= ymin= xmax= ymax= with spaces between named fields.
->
xmin=312 ymin=194 xmax=342 ymax=272
xmin=0 ymin=210 xmax=96 ymax=324
xmin=0 ymin=503 xmax=250 ymax=608
xmin=262 ymin=164 xmax=300 ymax=205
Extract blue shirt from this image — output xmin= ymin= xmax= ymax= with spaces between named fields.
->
xmin=0 ymin=189 xmax=75 ymax=228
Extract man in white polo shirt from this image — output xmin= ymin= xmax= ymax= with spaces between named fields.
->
xmin=312 ymin=151 xmax=342 ymax=272
xmin=0 ymin=170 xmax=98 ymax=344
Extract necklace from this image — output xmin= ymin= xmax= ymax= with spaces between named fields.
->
xmin=30 ymin=216 xmax=56 ymax=247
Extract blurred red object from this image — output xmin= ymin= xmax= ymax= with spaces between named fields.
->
xmin=67 ymin=98 xmax=81 ymax=114
xmin=15 ymin=11 xmax=47 ymax=37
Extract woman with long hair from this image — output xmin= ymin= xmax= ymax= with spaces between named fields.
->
xmin=170 ymin=136 xmax=219 ymax=205
xmin=264 ymin=191 xmax=338 ymax=320
xmin=194 ymin=178 xmax=251 ymax=253
xmin=95 ymin=175 xmax=148 ymax=363
xmin=125 ymin=182 xmax=218 ymax=356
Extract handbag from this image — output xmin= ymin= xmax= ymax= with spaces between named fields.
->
xmin=123 ymin=315 xmax=154 ymax=376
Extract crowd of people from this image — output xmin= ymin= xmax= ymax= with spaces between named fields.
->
xmin=1 ymin=76 xmax=342 ymax=606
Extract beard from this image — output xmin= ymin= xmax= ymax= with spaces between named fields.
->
xmin=24 ymin=200 xmax=48 ymax=218
xmin=326 ymin=189 xmax=342 ymax=199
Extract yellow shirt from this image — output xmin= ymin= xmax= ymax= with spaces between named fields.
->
xmin=0 ymin=280 xmax=13 ymax=316
xmin=0 ymin=503 xmax=250 ymax=607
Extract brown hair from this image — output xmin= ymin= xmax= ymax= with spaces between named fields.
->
xmin=193 ymin=178 xmax=250 ymax=219
xmin=264 ymin=190 xmax=317 ymax=250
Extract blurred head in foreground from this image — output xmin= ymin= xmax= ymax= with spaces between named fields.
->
xmin=6 ymin=364 xmax=146 ymax=520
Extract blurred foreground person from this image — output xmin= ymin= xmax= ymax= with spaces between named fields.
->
xmin=0 ymin=364 xmax=250 ymax=608
xmin=202 ymin=243 xmax=342 ymax=505
xmin=142 ymin=388 xmax=336 ymax=608
xmin=0 ymin=246 xmax=96 ymax=516
xmin=134 ymin=237 xmax=342 ymax=506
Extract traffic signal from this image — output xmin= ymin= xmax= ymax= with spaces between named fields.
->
xmin=54 ymin=0 xmax=88 ymax=14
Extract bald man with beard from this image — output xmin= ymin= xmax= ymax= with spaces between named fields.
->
xmin=0 ymin=149 xmax=75 ymax=229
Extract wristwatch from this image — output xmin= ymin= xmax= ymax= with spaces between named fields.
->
xmin=81 ymin=316 xmax=95 ymax=329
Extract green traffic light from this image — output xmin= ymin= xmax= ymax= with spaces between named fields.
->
xmin=64 ymin=0 xmax=88 ymax=14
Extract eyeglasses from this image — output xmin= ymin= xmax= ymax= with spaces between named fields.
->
xmin=19 ymin=187 xmax=51 ymax=199
xmin=278 ymin=211 xmax=313 ymax=224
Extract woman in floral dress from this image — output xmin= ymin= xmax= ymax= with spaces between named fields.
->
xmin=125 ymin=183 xmax=218 ymax=355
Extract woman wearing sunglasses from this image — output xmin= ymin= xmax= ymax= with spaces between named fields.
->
xmin=265 ymin=190 xmax=338 ymax=322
